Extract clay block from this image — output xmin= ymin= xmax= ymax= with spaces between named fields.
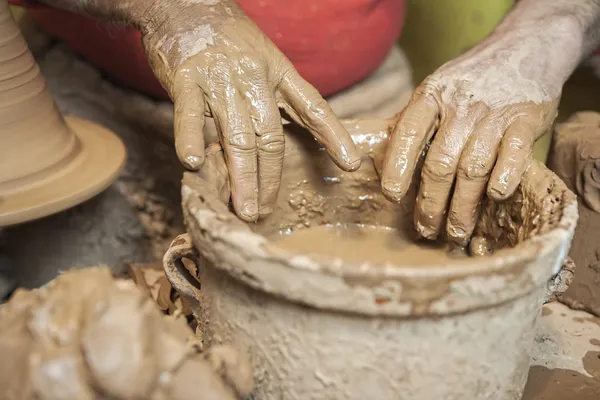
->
xmin=0 ymin=267 xmax=252 ymax=400
xmin=549 ymin=111 xmax=600 ymax=316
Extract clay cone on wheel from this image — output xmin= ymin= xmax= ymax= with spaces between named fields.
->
xmin=0 ymin=1 xmax=126 ymax=227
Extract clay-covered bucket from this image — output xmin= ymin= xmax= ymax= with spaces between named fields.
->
xmin=164 ymin=119 xmax=577 ymax=400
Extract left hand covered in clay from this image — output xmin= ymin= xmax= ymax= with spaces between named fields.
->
xmin=139 ymin=0 xmax=360 ymax=222
xmin=381 ymin=24 xmax=563 ymax=245
xmin=38 ymin=0 xmax=361 ymax=222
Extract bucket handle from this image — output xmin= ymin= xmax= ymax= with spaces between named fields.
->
xmin=162 ymin=233 xmax=203 ymax=300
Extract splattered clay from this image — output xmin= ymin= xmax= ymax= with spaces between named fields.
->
xmin=522 ymin=366 xmax=600 ymax=399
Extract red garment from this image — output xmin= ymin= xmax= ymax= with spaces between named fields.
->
xmin=10 ymin=0 xmax=406 ymax=100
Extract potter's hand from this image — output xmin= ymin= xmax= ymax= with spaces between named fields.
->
xmin=379 ymin=0 xmax=600 ymax=245
xmin=140 ymin=1 xmax=360 ymax=222
xmin=381 ymin=34 xmax=563 ymax=245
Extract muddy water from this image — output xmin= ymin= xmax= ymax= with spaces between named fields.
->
xmin=271 ymin=223 xmax=467 ymax=266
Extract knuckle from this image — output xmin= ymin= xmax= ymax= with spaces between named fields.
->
xmin=419 ymin=78 xmax=440 ymax=96
xmin=504 ymin=135 xmax=527 ymax=151
xmin=423 ymin=154 xmax=455 ymax=180
xmin=306 ymin=97 xmax=329 ymax=115
xmin=257 ymin=132 xmax=285 ymax=154
xmin=239 ymin=54 xmax=265 ymax=72
xmin=228 ymin=131 xmax=255 ymax=151
xmin=458 ymin=157 xmax=491 ymax=180
xmin=397 ymin=115 xmax=423 ymax=137
xmin=207 ymin=60 xmax=232 ymax=80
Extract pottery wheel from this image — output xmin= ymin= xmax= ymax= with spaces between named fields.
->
xmin=0 ymin=116 xmax=126 ymax=227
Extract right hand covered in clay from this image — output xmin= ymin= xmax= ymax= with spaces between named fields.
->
xmin=380 ymin=48 xmax=559 ymax=245
xmin=378 ymin=0 xmax=600 ymax=245
xmin=138 ymin=0 xmax=361 ymax=222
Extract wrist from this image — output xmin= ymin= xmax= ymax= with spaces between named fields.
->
xmin=135 ymin=0 xmax=247 ymax=36
xmin=485 ymin=0 xmax=600 ymax=87
xmin=474 ymin=15 xmax=585 ymax=93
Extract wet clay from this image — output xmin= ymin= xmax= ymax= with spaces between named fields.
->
xmin=0 ymin=0 xmax=125 ymax=226
xmin=272 ymin=223 xmax=466 ymax=266
xmin=549 ymin=111 xmax=600 ymax=316
xmin=0 ymin=267 xmax=253 ymax=400
xmin=40 ymin=0 xmax=361 ymax=223
xmin=522 ymin=366 xmax=600 ymax=399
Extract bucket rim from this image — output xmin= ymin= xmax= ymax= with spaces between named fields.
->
xmin=180 ymin=158 xmax=578 ymax=317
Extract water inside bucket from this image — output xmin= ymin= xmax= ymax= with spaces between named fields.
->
xmin=271 ymin=223 xmax=468 ymax=266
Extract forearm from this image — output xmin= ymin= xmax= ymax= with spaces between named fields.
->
xmin=498 ymin=0 xmax=600 ymax=55
xmin=34 ymin=0 xmax=246 ymax=34
xmin=482 ymin=0 xmax=600 ymax=88
xmin=35 ymin=0 xmax=155 ymax=27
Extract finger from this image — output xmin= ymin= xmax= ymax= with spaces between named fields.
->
xmin=214 ymin=88 xmax=259 ymax=222
xmin=245 ymin=81 xmax=285 ymax=217
xmin=415 ymin=111 xmax=476 ymax=240
xmin=173 ymin=80 xmax=206 ymax=170
xmin=487 ymin=119 xmax=536 ymax=200
xmin=277 ymin=67 xmax=361 ymax=171
xmin=381 ymin=96 xmax=438 ymax=202
xmin=197 ymin=142 xmax=231 ymax=204
xmin=447 ymin=117 xmax=504 ymax=245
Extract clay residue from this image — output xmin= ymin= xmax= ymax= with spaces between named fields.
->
xmin=0 ymin=267 xmax=252 ymax=400
xmin=542 ymin=306 xmax=553 ymax=317
xmin=550 ymin=111 xmax=600 ymax=316
xmin=583 ymin=351 xmax=600 ymax=379
xmin=545 ymin=257 xmax=577 ymax=304
xmin=522 ymin=366 xmax=600 ymax=399
xmin=472 ymin=159 xmax=573 ymax=253
xmin=574 ymin=316 xmax=600 ymax=328
xmin=128 ymin=263 xmax=192 ymax=319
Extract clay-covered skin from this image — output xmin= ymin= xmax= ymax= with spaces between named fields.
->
xmin=0 ymin=267 xmax=252 ymax=400
xmin=381 ymin=0 xmax=600 ymax=246
xmin=38 ymin=0 xmax=361 ymax=223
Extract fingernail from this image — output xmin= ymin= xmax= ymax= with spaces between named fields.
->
xmin=184 ymin=155 xmax=203 ymax=170
xmin=415 ymin=220 xmax=438 ymax=240
xmin=347 ymin=157 xmax=362 ymax=171
xmin=446 ymin=222 xmax=469 ymax=246
xmin=240 ymin=201 xmax=258 ymax=221
xmin=382 ymin=180 xmax=406 ymax=202
xmin=259 ymin=205 xmax=273 ymax=216
xmin=487 ymin=184 xmax=509 ymax=200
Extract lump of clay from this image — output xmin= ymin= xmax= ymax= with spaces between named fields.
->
xmin=550 ymin=111 xmax=600 ymax=212
xmin=549 ymin=111 xmax=600 ymax=316
xmin=0 ymin=267 xmax=252 ymax=400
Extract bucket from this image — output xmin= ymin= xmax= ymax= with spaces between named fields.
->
xmin=164 ymin=118 xmax=577 ymax=399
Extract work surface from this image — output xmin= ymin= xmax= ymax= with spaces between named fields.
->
xmin=525 ymin=302 xmax=600 ymax=398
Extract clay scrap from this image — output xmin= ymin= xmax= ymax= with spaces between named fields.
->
xmin=0 ymin=267 xmax=252 ymax=400
xmin=127 ymin=263 xmax=192 ymax=319
xmin=549 ymin=111 xmax=600 ymax=316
